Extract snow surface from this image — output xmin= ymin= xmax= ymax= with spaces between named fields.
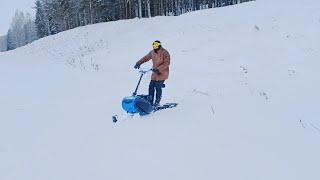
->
xmin=1 ymin=0 xmax=320 ymax=179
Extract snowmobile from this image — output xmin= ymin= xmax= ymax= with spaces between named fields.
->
xmin=112 ymin=69 xmax=177 ymax=123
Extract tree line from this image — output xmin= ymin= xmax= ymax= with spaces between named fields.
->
xmin=1 ymin=0 xmax=253 ymax=51
xmin=34 ymin=0 xmax=253 ymax=38
xmin=2 ymin=11 xmax=38 ymax=51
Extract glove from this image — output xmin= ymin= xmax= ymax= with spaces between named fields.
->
xmin=134 ymin=63 xmax=140 ymax=69
xmin=152 ymin=68 xmax=160 ymax=74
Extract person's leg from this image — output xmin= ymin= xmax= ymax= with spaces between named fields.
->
xmin=148 ymin=80 xmax=156 ymax=104
xmin=154 ymin=80 xmax=165 ymax=106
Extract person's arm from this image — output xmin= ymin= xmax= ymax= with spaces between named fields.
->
xmin=137 ymin=51 xmax=152 ymax=66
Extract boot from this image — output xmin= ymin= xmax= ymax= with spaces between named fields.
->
xmin=148 ymin=95 xmax=154 ymax=105
xmin=154 ymin=97 xmax=161 ymax=107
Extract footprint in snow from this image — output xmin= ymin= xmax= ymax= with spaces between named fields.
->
xmin=181 ymin=48 xmax=196 ymax=53
xmin=254 ymin=25 xmax=261 ymax=31
xmin=259 ymin=91 xmax=269 ymax=101
xmin=288 ymin=69 xmax=297 ymax=76
xmin=240 ymin=66 xmax=248 ymax=74
xmin=300 ymin=119 xmax=320 ymax=135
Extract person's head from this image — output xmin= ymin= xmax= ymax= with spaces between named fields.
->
xmin=152 ymin=40 xmax=162 ymax=51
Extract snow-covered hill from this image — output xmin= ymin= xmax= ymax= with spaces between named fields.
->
xmin=1 ymin=0 xmax=320 ymax=180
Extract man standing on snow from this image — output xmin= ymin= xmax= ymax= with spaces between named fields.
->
xmin=134 ymin=40 xmax=171 ymax=106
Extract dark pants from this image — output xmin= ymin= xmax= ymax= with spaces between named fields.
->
xmin=148 ymin=80 xmax=165 ymax=105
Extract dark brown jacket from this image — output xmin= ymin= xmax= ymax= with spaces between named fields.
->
xmin=137 ymin=47 xmax=171 ymax=81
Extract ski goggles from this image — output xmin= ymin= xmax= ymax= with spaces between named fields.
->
xmin=152 ymin=41 xmax=161 ymax=49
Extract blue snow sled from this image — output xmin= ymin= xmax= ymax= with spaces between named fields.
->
xmin=121 ymin=69 xmax=154 ymax=115
xmin=112 ymin=69 xmax=177 ymax=123
xmin=122 ymin=95 xmax=153 ymax=115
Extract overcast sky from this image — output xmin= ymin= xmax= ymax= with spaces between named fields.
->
xmin=0 ymin=0 xmax=35 ymax=35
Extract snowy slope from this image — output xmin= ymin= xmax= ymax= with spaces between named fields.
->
xmin=1 ymin=0 xmax=320 ymax=180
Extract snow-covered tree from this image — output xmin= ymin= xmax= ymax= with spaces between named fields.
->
xmin=24 ymin=13 xmax=38 ymax=44
xmin=7 ymin=11 xmax=26 ymax=50
xmin=6 ymin=11 xmax=38 ymax=50
xmin=32 ymin=0 xmax=254 ymax=39
xmin=0 ymin=35 xmax=7 ymax=52
xmin=35 ymin=0 xmax=49 ymax=38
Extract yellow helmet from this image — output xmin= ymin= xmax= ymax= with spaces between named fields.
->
xmin=152 ymin=40 xmax=161 ymax=50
